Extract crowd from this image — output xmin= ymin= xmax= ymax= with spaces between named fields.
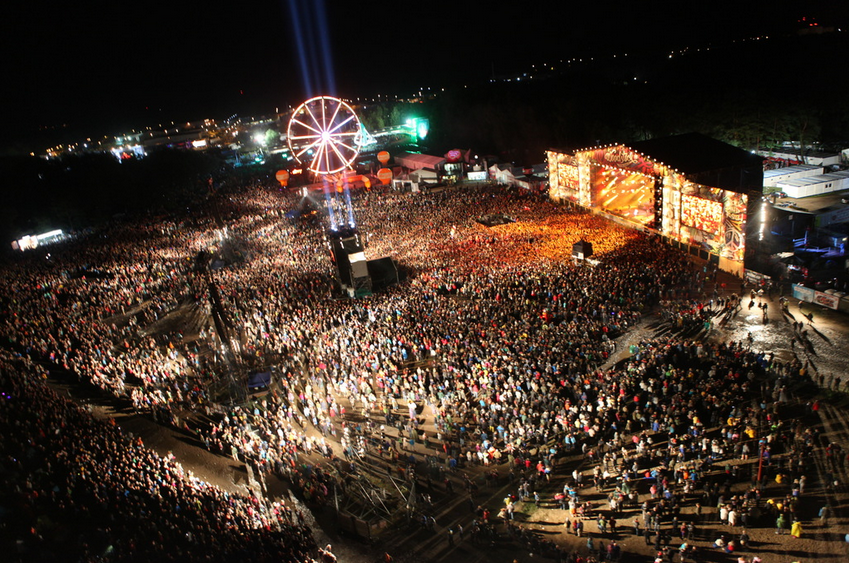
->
xmin=556 ymin=334 xmax=819 ymax=562
xmin=0 ymin=348 xmax=317 ymax=562
xmin=0 ymin=177 xmax=838 ymax=562
xmin=188 ymin=185 xmax=703 ymax=485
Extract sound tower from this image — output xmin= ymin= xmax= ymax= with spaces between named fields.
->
xmin=572 ymin=240 xmax=593 ymax=261
xmin=328 ymin=226 xmax=372 ymax=297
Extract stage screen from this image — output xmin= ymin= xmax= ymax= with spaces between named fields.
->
xmin=547 ymin=151 xmax=579 ymax=202
xmin=591 ymin=166 xmax=654 ymax=226
xmin=681 ymin=194 xmax=723 ymax=235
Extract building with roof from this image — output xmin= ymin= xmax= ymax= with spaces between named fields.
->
xmin=774 ymin=170 xmax=849 ymax=199
xmin=547 ymin=133 xmax=764 ymax=276
xmin=815 ymin=204 xmax=849 ymax=230
xmin=759 ymin=147 xmax=842 ymax=168
xmin=393 ymin=152 xmax=446 ymax=172
xmin=763 ymin=164 xmax=824 ymax=187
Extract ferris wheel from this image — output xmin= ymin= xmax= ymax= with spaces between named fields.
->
xmin=287 ymin=96 xmax=362 ymax=175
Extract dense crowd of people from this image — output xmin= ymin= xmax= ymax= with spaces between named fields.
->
xmin=0 ymin=348 xmax=317 ymax=562
xmin=528 ymin=333 xmax=819 ymax=562
xmin=0 ymin=177 xmax=838 ymax=562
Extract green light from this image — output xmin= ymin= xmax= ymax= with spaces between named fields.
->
xmin=416 ymin=119 xmax=429 ymax=140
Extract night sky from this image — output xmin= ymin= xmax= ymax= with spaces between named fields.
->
xmin=1 ymin=0 xmax=844 ymax=148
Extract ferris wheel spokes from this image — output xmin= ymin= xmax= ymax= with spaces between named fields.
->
xmin=327 ymin=114 xmax=356 ymax=134
xmin=289 ymin=116 xmax=323 ymax=136
xmin=287 ymin=96 xmax=362 ymax=175
xmin=292 ymin=136 xmax=323 ymax=161
xmin=323 ymin=101 xmax=342 ymax=131
xmin=326 ymin=140 xmax=351 ymax=171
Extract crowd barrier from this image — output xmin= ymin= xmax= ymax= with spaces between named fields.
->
xmin=792 ymin=283 xmax=849 ymax=313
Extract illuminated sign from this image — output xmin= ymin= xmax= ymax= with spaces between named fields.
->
xmin=547 ymin=151 xmax=580 ymax=202
xmin=587 ymin=145 xmax=666 ymax=177
xmin=13 ymin=229 xmax=65 ymax=252
xmin=405 ymin=117 xmax=429 ymax=140
xmin=445 ymin=149 xmax=463 ymax=163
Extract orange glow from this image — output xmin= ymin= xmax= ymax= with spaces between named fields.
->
xmin=377 ymin=168 xmax=393 ymax=185
xmin=337 ymin=174 xmax=372 ymax=191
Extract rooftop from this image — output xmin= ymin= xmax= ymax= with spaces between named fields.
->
xmin=777 ymin=171 xmax=849 ymax=188
xmin=763 ymin=164 xmax=823 ymax=179
xmin=629 ymin=132 xmax=764 ymax=176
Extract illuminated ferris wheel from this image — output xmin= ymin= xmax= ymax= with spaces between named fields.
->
xmin=287 ymin=96 xmax=361 ymax=175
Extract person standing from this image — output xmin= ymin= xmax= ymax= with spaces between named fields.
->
xmin=720 ymin=504 xmax=729 ymax=525
xmin=791 ymin=519 xmax=803 ymax=538
xmin=776 ymin=513 xmax=787 ymax=535
xmin=739 ymin=528 xmax=750 ymax=549
xmin=819 ymin=504 xmax=830 ymax=526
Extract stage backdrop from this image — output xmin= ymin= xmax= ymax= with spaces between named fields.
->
xmin=549 ymin=145 xmax=748 ymax=269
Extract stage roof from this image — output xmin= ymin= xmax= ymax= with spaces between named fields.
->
xmin=629 ymin=133 xmax=763 ymax=175
xmin=629 ymin=133 xmax=764 ymax=193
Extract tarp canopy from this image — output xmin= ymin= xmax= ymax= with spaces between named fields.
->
xmin=394 ymin=152 xmax=446 ymax=171
xmin=247 ymin=371 xmax=272 ymax=389
xmin=351 ymin=260 xmax=369 ymax=278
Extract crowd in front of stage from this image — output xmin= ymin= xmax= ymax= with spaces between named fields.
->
xmin=0 ymin=177 xmax=827 ymax=562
